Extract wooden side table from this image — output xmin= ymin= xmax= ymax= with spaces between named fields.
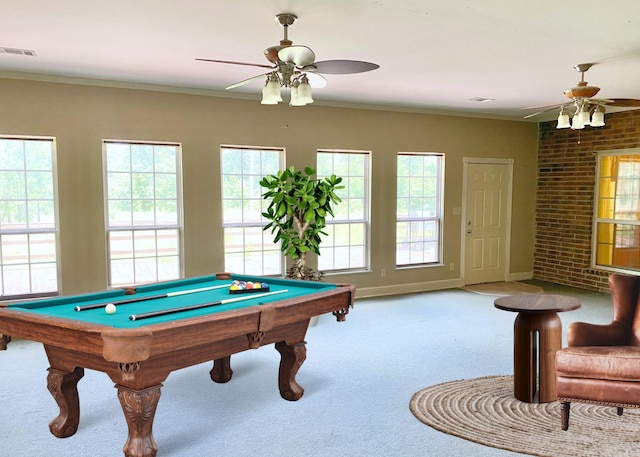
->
xmin=494 ymin=293 xmax=581 ymax=403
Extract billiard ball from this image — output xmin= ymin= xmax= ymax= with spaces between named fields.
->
xmin=105 ymin=303 xmax=117 ymax=314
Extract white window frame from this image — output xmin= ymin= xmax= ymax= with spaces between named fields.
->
xmin=592 ymin=149 xmax=640 ymax=274
xmin=103 ymin=140 xmax=184 ymax=287
xmin=220 ymin=145 xmax=285 ymax=276
xmin=395 ymin=152 xmax=444 ymax=267
xmin=0 ymin=136 xmax=60 ymax=298
xmin=316 ymin=149 xmax=371 ymax=273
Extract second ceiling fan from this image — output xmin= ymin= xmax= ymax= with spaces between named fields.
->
xmin=196 ymin=13 xmax=379 ymax=105
xmin=522 ymin=63 xmax=640 ymax=128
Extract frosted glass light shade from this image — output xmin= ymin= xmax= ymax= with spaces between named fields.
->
xmin=577 ymin=109 xmax=590 ymax=126
xmin=571 ymin=114 xmax=585 ymax=129
xmin=557 ymin=112 xmax=571 ymax=129
xmin=297 ymin=79 xmax=314 ymax=104
xmin=289 ymin=86 xmax=306 ymax=106
xmin=591 ymin=109 xmax=605 ymax=127
xmin=261 ymin=78 xmax=282 ymax=105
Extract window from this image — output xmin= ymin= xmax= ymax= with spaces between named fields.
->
xmin=396 ymin=153 xmax=444 ymax=266
xmin=104 ymin=141 xmax=182 ymax=287
xmin=317 ymin=150 xmax=370 ymax=272
xmin=593 ymin=151 xmax=640 ymax=273
xmin=0 ymin=137 xmax=58 ymax=298
xmin=221 ymin=146 xmax=283 ymax=275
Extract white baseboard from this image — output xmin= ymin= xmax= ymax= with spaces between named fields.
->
xmin=506 ymin=271 xmax=534 ymax=282
xmin=355 ymin=278 xmax=462 ymax=299
xmin=354 ymin=272 xmax=534 ymax=299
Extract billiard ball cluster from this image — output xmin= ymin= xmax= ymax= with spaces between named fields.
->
xmin=228 ymin=280 xmax=270 ymax=294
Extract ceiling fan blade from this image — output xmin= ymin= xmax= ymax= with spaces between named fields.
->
xmin=196 ymin=58 xmax=274 ymax=70
xmin=225 ymin=73 xmax=270 ymax=90
xmin=524 ymin=109 xmax=554 ymax=119
xmin=608 ymin=98 xmax=640 ymax=107
xmin=278 ymin=46 xmax=316 ymax=67
xmin=311 ymin=60 xmax=379 ymax=75
xmin=520 ymin=102 xmax=565 ymax=111
xmin=522 ymin=104 xmax=568 ymax=119
xmin=302 ymin=72 xmax=327 ymax=89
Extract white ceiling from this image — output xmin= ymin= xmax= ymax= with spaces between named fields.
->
xmin=2 ymin=0 xmax=640 ymax=121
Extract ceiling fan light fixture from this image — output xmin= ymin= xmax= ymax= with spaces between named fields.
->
xmin=289 ymin=85 xmax=305 ymax=106
xmin=200 ymin=13 xmax=378 ymax=108
xmin=556 ymin=109 xmax=571 ymax=129
xmin=591 ymin=106 xmax=605 ymax=127
xmin=289 ymin=76 xmax=313 ymax=106
xmin=577 ymin=108 xmax=590 ymax=127
xmin=296 ymin=75 xmax=313 ymax=104
xmin=261 ymin=73 xmax=282 ymax=105
xmin=570 ymin=112 xmax=585 ymax=130
xmin=261 ymin=86 xmax=278 ymax=105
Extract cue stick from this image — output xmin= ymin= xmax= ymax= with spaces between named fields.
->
xmin=128 ymin=288 xmax=288 ymax=321
xmin=74 ymin=283 xmax=233 ymax=312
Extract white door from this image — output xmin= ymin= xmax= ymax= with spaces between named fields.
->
xmin=463 ymin=160 xmax=512 ymax=285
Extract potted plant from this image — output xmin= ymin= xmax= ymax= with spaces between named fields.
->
xmin=260 ymin=166 xmax=343 ymax=280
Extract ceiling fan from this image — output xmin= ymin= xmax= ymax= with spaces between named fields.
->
xmin=196 ymin=13 xmax=379 ymax=105
xmin=522 ymin=63 xmax=640 ymax=129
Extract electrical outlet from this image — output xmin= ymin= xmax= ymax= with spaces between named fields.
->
xmin=450 ymin=263 xmax=455 ymax=271
xmin=381 ymin=268 xmax=386 ymax=277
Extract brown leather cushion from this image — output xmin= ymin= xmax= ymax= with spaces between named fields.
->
xmin=556 ymin=346 xmax=640 ymax=381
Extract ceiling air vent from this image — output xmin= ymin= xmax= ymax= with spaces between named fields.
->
xmin=469 ymin=97 xmax=496 ymax=103
xmin=0 ymin=47 xmax=37 ymax=57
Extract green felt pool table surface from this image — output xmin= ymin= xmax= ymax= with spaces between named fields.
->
xmin=9 ymin=274 xmax=337 ymax=328
xmin=0 ymin=273 xmax=355 ymax=457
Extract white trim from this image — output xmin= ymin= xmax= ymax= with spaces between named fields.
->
xmin=460 ymin=157 xmax=514 ymax=285
xmin=0 ymin=136 xmax=60 ymax=296
xmin=102 ymin=141 xmax=184 ymax=287
xmin=355 ymin=278 xmax=462 ymax=299
xmin=317 ymin=149 xmax=371 ymax=273
xmin=506 ymin=271 xmax=534 ymax=282
xmin=591 ymin=149 xmax=640 ymax=273
xmin=0 ymin=71 xmax=523 ymax=122
xmin=395 ymin=152 xmax=445 ymax=267
xmin=463 ymin=157 xmax=513 ymax=165
xmin=219 ymin=146 xmax=285 ymax=276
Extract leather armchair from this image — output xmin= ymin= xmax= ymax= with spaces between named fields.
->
xmin=555 ymin=273 xmax=640 ymax=430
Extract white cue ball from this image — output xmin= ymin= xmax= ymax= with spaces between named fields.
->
xmin=105 ymin=303 xmax=117 ymax=314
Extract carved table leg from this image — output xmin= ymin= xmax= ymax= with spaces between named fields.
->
xmin=210 ymin=356 xmax=233 ymax=383
xmin=47 ymin=366 xmax=85 ymax=438
xmin=333 ymin=308 xmax=350 ymax=321
xmin=0 ymin=334 xmax=11 ymax=350
xmin=275 ymin=340 xmax=307 ymax=401
xmin=117 ymin=384 xmax=162 ymax=457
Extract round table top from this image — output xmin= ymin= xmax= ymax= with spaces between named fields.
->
xmin=494 ymin=293 xmax=581 ymax=313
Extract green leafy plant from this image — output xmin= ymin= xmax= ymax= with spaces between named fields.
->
xmin=260 ymin=166 xmax=343 ymax=280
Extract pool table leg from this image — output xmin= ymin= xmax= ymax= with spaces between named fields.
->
xmin=210 ymin=356 xmax=233 ymax=383
xmin=116 ymin=384 xmax=162 ymax=457
xmin=0 ymin=334 xmax=10 ymax=350
xmin=47 ymin=366 xmax=85 ymax=438
xmin=275 ymin=340 xmax=307 ymax=401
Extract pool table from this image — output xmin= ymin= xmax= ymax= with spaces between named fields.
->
xmin=0 ymin=273 xmax=355 ymax=457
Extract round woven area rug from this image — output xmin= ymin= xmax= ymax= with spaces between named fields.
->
xmin=410 ymin=375 xmax=640 ymax=457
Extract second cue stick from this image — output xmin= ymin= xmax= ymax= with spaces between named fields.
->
xmin=129 ymin=288 xmax=288 ymax=321
xmin=74 ymin=283 xmax=232 ymax=312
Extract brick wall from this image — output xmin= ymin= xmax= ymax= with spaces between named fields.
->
xmin=534 ymin=110 xmax=640 ymax=292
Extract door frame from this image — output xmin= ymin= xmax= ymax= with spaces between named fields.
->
xmin=460 ymin=157 xmax=514 ymax=286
